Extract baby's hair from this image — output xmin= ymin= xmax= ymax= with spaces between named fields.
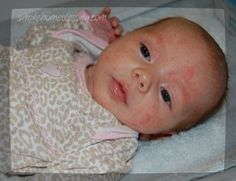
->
xmin=138 ymin=17 xmax=228 ymax=133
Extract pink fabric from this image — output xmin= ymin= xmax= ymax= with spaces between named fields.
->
xmin=93 ymin=126 xmax=139 ymax=141
xmin=51 ymin=9 xmax=108 ymax=50
xmin=51 ymin=29 xmax=108 ymax=50
xmin=39 ymin=64 xmax=62 ymax=78
xmin=93 ymin=132 xmax=136 ymax=140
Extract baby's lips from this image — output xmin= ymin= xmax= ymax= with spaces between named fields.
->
xmin=112 ymin=78 xmax=128 ymax=105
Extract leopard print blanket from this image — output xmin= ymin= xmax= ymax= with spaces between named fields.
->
xmin=0 ymin=10 xmax=138 ymax=175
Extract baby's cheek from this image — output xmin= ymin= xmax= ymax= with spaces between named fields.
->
xmin=136 ymin=113 xmax=152 ymax=126
xmin=112 ymin=67 xmax=118 ymax=72
xmin=139 ymin=104 xmax=159 ymax=122
xmin=131 ymin=110 xmax=158 ymax=129
xmin=182 ymin=66 xmax=195 ymax=80
xmin=101 ymin=53 xmax=109 ymax=60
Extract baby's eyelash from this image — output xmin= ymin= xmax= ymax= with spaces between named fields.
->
xmin=140 ymin=43 xmax=151 ymax=62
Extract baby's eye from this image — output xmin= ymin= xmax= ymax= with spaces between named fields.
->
xmin=161 ymin=87 xmax=171 ymax=107
xmin=140 ymin=43 xmax=151 ymax=62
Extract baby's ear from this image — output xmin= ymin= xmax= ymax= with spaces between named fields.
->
xmin=139 ymin=131 xmax=175 ymax=141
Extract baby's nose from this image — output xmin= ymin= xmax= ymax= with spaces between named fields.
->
xmin=132 ymin=68 xmax=152 ymax=93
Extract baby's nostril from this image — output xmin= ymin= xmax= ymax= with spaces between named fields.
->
xmin=140 ymin=83 xmax=144 ymax=88
xmin=135 ymin=73 xmax=139 ymax=78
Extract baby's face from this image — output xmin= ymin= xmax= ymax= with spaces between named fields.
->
xmin=87 ymin=21 xmax=214 ymax=134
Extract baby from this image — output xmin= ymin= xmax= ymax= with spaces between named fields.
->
xmin=86 ymin=8 xmax=228 ymax=139
xmin=7 ymin=7 xmax=227 ymax=174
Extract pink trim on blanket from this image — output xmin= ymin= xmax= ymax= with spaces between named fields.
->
xmin=52 ymin=9 xmax=108 ymax=50
xmin=93 ymin=126 xmax=139 ymax=140
xmin=51 ymin=29 xmax=108 ymax=50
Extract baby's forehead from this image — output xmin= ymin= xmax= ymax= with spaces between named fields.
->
xmin=152 ymin=17 xmax=197 ymax=29
xmin=138 ymin=18 xmax=215 ymax=70
xmin=144 ymin=18 xmax=203 ymax=40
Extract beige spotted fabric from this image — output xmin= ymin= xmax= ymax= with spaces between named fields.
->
xmin=10 ymin=39 xmax=138 ymax=174
xmin=8 ymin=12 xmax=138 ymax=174
xmin=16 ymin=14 xmax=92 ymax=50
xmin=0 ymin=46 xmax=11 ymax=174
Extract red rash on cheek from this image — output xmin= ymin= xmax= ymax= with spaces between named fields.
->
xmin=182 ymin=66 xmax=195 ymax=80
xmin=169 ymin=66 xmax=195 ymax=82
xmin=101 ymin=53 xmax=110 ymax=61
xmin=113 ymin=67 xmax=118 ymax=71
xmin=135 ymin=112 xmax=152 ymax=126
xmin=155 ymin=33 xmax=162 ymax=44
xmin=102 ymin=54 xmax=107 ymax=59
xmin=181 ymin=66 xmax=199 ymax=94
xmin=167 ymin=66 xmax=197 ymax=101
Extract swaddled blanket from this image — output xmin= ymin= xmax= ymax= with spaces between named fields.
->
xmin=8 ymin=10 xmax=138 ymax=174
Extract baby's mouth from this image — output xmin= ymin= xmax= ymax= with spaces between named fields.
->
xmin=111 ymin=78 xmax=127 ymax=105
